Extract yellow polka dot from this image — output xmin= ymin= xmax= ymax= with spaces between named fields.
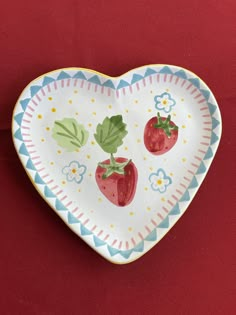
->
xmin=108 ymin=104 xmax=112 ymax=109
xmin=129 ymin=212 xmax=134 ymax=216
xmin=148 ymin=108 xmax=152 ymax=112
xmin=169 ymin=172 xmax=173 ymax=177
xmin=50 ymin=162 xmax=54 ymax=165
xmin=183 ymin=139 xmax=187 ymax=144
xmin=68 ymin=99 xmax=72 ymax=104
xmin=37 ymin=114 xmax=42 ymax=119
xmin=182 ymin=125 xmax=186 ymax=129
xmin=166 ymin=88 xmax=170 ymax=92
xmin=86 ymin=155 xmax=91 ymax=159
xmin=181 ymin=98 xmax=184 ymax=102
xmin=98 ymin=197 xmax=102 ymax=202
xmin=172 ymin=112 xmax=177 ymax=117
xmin=134 ymin=123 xmax=138 ymax=128
xmin=88 ymin=123 xmax=92 ymax=127
xmin=62 ymin=180 xmax=66 ymax=185
xmin=75 ymin=112 xmax=79 ymax=116
xmin=110 ymin=224 xmax=114 ymax=229
xmin=188 ymin=114 xmax=192 ymax=119
xmin=92 ymin=112 xmax=96 ymax=116
xmin=161 ymin=197 xmax=166 ymax=202
xmin=48 ymin=97 xmax=52 ymax=101
xmin=182 ymin=158 xmax=187 ymax=162
xmin=146 ymin=207 xmax=151 ymax=211
xmin=89 ymin=173 xmax=92 ymax=177
xmin=74 ymin=90 xmax=78 ymax=94
xmin=150 ymin=90 xmax=153 ymax=94
xmin=124 ymin=146 xmax=128 ymax=151
xmin=91 ymin=98 xmax=95 ymax=103
xmin=46 ymin=127 xmax=50 ymax=131
xmin=91 ymin=141 xmax=95 ymax=145
xmin=57 ymin=150 xmax=61 ymax=154
xmin=128 ymin=227 xmax=133 ymax=232
xmin=78 ymin=188 xmax=81 ymax=192
xmin=134 ymin=99 xmax=138 ymax=104
xmin=41 ymin=138 xmax=45 ymax=142
xmin=137 ymin=139 xmax=141 ymax=143
xmin=143 ymin=156 xmax=147 ymax=161
xmin=149 ymin=167 xmax=153 ymax=171
xmin=125 ymin=108 xmax=129 ymax=113
xmin=144 ymin=187 xmax=148 ymax=191
xmin=51 ymin=108 xmax=56 ymax=113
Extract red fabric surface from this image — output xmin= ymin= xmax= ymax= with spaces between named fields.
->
xmin=1 ymin=0 xmax=235 ymax=314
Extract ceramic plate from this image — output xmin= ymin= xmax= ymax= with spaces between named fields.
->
xmin=12 ymin=65 xmax=222 ymax=264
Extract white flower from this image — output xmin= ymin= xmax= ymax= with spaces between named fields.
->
xmin=154 ymin=92 xmax=176 ymax=113
xmin=149 ymin=168 xmax=172 ymax=193
xmin=62 ymin=161 xmax=86 ymax=183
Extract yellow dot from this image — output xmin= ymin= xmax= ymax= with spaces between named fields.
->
xmin=51 ymin=108 xmax=56 ymax=113
xmin=91 ymin=98 xmax=95 ymax=103
xmin=181 ymin=98 xmax=184 ymax=102
xmin=144 ymin=187 xmax=148 ymax=191
xmin=86 ymin=155 xmax=91 ymax=159
xmin=161 ymin=197 xmax=166 ymax=202
xmin=156 ymin=179 xmax=162 ymax=185
xmin=125 ymin=108 xmax=129 ymax=113
xmin=98 ymin=197 xmax=102 ymax=202
xmin=46 ymin=127 xmax=50 ymax=131
xmin=146 ymin=207 xmax=151 ymax=211
xmin=75 ymin=112 xmax=79 ymax=116
xmin=137 ymin=139 xmax=141 ymax=143
xmin=182 ymin=125 xmax=186 ymax=129
xmin=128 ymin=227 xmax=133 ymax=232
xmin=88 ymin=123 xmax=92 ymax=127
xmin=78 ymin=188 xmax=81 ymax=192
xmin=48 ymin=97 xmax=53 ymax=101
xmin=41 ymin=138 xmax=45 ymax=142
xmin=148 ymin=108 xmax=152 ymax=112
xmin=91 ymin=141 xmax=95 ymax=145
xmin=62 ymin=180 xmax=66 ymax=185
xmin=89 ymin=173 xmax=92 ymax=177
xmin=108 ymin=104 xmax=112 ymax=109
xmin=149 ymin=167 xmax=153 ymax=171
xmin=182 ymin=158 xmax=187 ymax=162
xmin=166 ymin=88 xmax=170 ymax=92
xmin=150 ymin=90 xmax=153 ymax=94
xmin=71 ymin=168 xmax=77 ymax=174
xmin=162 ymin=100 xmax=167 ymax=105
xmin=134 ymin=99 xmax=138 ymax=104
xmin=68 ymin=99 xmax=72 ymax=104
xmin=172 ymin=112 xmax=176 ymax=117
xmin=143 ymin=156 xmax=147 ymax=160
xmin=188 ymin=114 xmax=192 ymax=119
xmin=124 ymin=146 xmax=128 ymax=151
xmin=50 ymin=162 xmax=54 ymax=165
xmin=183 ymin=139 xmax=187 ymax=144
xmin=92 ymin=112 xmax=96 ymax=116
xmin=169 ymin=172 xmax=174 ymax=177
xmin=129 ymin=212 xmax=134 ymax=216
xmin=110 ymin=224 xmax=114 ymax=229
xmin=74 ymin=90 xmax=78 ymax=94
xmin=76 ymin=148 xmax=80 ymax=152
xmin=57 ymin=150 xmax=61 ymax=154
xmin=37 ymin=114 xmax=42 ymax=119
xmin=134 ymin=123 xmax=138 ymax=128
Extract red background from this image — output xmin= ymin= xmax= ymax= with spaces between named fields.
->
xmin=1 ymin=1 xmax=235 ymax=314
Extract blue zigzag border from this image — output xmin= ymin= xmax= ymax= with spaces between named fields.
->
xmin=13 ymin=65 xmax=221 ymax=261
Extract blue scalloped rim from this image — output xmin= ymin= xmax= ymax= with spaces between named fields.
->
xmin=13 ymin=66 xmax=221 ymax=261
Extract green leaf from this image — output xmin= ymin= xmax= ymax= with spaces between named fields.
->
xmin=52 ymin=118 xmax=89 ymax=151
xmin=94 ymin=115 xmax=128 ymax=154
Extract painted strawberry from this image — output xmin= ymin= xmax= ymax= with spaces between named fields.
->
xmin=94 ymin=115 xmax=138 ymax=207
xmin=144 ymin=112 xmax=178 ymax=155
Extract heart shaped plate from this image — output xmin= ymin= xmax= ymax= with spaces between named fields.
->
xmin=12 ymin=65 xmax=222 ymax=264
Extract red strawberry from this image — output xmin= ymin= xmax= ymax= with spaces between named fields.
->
xmin=144 ymin=112 xmax=178 ymax=155
xmin=95 ymin=156 xmax=138 ymax=207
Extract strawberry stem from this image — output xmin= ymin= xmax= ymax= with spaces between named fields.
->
xmin=154 ymin=112 xmax=178 ymax=137
xmin=98 ymin=154 xmax=131 ymax=179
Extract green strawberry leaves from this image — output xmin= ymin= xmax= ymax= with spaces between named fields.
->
xmin=154 ymin=112 xmax=178 ymax=137
xmin=52 ymin=118 xmax=89 ymax=151
xmin=94 ymin=115 xmax=128 ymax=154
